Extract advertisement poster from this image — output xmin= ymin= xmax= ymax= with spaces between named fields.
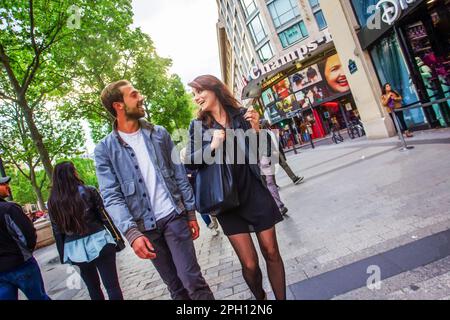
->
xmin=292 ymin=54 xmax=351 ymax=108
xmin=272 ymin=78 xmax=291 ymax=99
xmin=289 ymin=64 xmax=323 ymax=91
xmin=261 ymin=87 xmax=276 ymax=107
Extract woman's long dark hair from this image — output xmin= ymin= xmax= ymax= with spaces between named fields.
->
xmin=382 ymin=83 xmax=400 ymax=97
xmin=188 ymin=75 xmax=241 ymax=128
xmin=48 ymin=162 xmax=88 ymax=235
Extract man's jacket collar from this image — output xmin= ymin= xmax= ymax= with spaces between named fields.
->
xmin=113 ymin=118 xmax=155 ymax=146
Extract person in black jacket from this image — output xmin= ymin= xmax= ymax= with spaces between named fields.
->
xmin=187 ymin=75 xmax=286 ymax=300
xmin=48 ymin=162 xmax=124 ymax=300
xmin=0 ymin=176 xmax=50 ymax=300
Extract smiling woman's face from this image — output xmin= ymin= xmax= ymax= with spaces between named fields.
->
xmin=191 ymin=87 xmax=219 ymax=112
xmin=324 ymin=55 xmax=350 ymax=93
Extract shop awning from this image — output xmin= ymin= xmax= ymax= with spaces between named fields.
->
xmin=241 ymin=42 xmax=335 ymax=100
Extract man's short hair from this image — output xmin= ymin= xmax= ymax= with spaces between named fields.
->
xmin=100 ymin=80 xmax=131 ymax=117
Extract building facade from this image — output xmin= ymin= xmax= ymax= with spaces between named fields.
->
xmin=217 ymin=0 xmax=450 ymax=140
xmin=320 ymin=0 xmax=450 ymax=136
xmin=216 ymin=0 xmax=375 ymax=140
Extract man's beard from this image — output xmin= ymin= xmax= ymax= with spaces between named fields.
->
xmin=124 ymin=103 xmax=145 ymax=120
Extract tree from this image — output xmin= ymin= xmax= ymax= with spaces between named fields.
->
xmin=139 ymin=75 xmax=195 ymax=135
xmin=0 ymin=0 xmax=135 ymax=178
xmin=0 ymin=101 xmax=84 ymax=209
xmin=61 ymin=27 xmax=176 ymax=143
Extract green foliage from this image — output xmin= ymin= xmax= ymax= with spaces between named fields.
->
xmin=0 ymin=0 xmax=196 ymax=205
xmin=58 ymin=157 xmax=98 ymax=188
xmin=6 ymin=166 xmax=50 ymax=206
xmin=5 ymin=157 xmax=98 ymax=206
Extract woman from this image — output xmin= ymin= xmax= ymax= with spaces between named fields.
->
xmin=381 ymin=83 xmax=413 ymax=137
xmin=48 ymin=162 xmax=124 ymax=300
xmin=323 ymin=54 xmax=350 ymax=93
xmin=186 ymin=75 xmax=286 ymax=300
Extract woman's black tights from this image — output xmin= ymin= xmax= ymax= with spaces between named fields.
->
xmin=228 ymin=227 xmax=286 ymax=300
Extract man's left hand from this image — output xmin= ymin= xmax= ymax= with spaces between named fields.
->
xmin=188 ymin=220 xmax=200 ymax=240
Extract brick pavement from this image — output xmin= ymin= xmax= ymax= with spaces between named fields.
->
xmin=32 ymin=128 xmax=450 ymax=300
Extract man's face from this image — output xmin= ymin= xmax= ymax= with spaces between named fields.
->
xmin=120 ymin=85 xmax=145 ymax=120
xmin=0 ymin=183 xmax=11 ymax=198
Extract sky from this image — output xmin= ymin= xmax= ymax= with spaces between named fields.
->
xmin=131 ymin=0 xmax=222 ymax=87
xmin=84 ymin=0 xmax=222 ymax=155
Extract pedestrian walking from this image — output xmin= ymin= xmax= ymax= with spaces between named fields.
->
xmin=0 ymin=176 xmax=50 ymax=300
xmin=278 ymin=136 xmax=304 ymax=186
xmin=95 ymin=80 xmax=214 ymax=300
xmin=187 ymin=75 xmax=286 ymax=300
xmin=260 ymin=120 xmax=288 ymax=216
xmin=47 ymin=162 xmax=124 ymax=300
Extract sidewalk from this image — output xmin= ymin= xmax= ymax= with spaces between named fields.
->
xmin=32 ymin=128 xmax=450 ymax=300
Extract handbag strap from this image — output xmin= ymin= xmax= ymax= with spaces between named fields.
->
xmin=100 ymin=207 xmax=122 ymax=241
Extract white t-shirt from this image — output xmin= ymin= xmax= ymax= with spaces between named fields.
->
xmin=118 ymin=129 xmax=174 ymax=221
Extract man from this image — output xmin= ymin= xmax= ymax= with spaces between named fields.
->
xmin=259 ymin=121 xmax=289 ymax=215
xmin=279 ymin=141 xmax=304 ymax=185
xmin=0 ymin=176 xmax=50 ymax=300
xmin=95 ymin=80 xmax=214 ymax=300
xmin=272 ymin=125 xmax=304 ymax=186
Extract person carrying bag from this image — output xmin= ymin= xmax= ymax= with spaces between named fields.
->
xmin=48 ymin=161 xmax=124 ymax=300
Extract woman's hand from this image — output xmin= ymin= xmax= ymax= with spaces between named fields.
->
xmin=211 ymin=129 xmax=226 ymax=150
xmin=244 ymin=107 xmax=260 ymax=132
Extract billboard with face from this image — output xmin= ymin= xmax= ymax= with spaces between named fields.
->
xmin=291 ymin=54 xmax=350 ymax=108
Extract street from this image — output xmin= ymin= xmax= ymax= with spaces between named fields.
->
xmin=31 ymin=128 xmax=450 ymax=300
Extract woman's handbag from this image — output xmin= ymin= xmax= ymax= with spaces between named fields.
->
xmin=195 ymin=162 xmax=239 ymax=216
xmin=101 ymin=207 xmax=126 ymax=252
xmin=79 ymin=186 xmax=126 ymax=252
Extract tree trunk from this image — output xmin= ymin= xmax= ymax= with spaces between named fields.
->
xmin=19 ymin=98 xmax=54 ymax=180
xmin=29 ymin=167 xmax=46 ymax=211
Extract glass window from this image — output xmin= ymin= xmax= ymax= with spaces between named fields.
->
xmin=268 ymin=0 xmax=301 ymax=29
xmin=248 ymin=14 xmax=267 ymax=45
xmin=370 ymin=32 xmax=425 ymax=127
xmin=240 ymin=0 xmax=257 ymax=18
xmin=314 ymin=10 xmax=327 ymax=30
xmin=308 ymin=0 xmax=320 ymax=10
xmin=278 ymin=21 xmax=308 ymax=48
xmin=257 ymin=42 xmax=274 ymax=62
xmin=351 ymin=0 xmax=379 ymax=28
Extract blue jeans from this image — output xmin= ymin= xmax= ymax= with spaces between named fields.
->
xmin=0 ymin=257 xmax=50 ymax=300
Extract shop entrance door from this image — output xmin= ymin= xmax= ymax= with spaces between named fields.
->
xmin=401 ymin=0 xmax=450 ymax=127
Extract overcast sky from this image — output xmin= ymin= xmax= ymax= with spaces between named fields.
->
xmin=131 ymin=0 xmax=222 ymax=87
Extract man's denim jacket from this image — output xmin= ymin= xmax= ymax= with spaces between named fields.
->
xmin=94 ymin=120 xmax=195 ymax=245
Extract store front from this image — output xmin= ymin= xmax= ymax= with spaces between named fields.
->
xmin=259 ymin=51 xmax=360 ymax=140
xmin=354 ymin=0 xmax=450 ymax=129
xmin=241 ymin=29 xmax=362 ymax=143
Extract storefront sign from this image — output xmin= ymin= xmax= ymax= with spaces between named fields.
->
xmin=248 ymin=29 xmax=333 ymax=82
xmin=348 ymin=59 xmax=358 ymax=74
xmin=375 ymin=0 xmax=418 ymax=25
xmin=261 ymin=72 xmax=284 ymax=90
